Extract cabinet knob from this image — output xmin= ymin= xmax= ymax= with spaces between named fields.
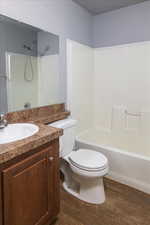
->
xmin=49 ymin=157 xmax=54 ymax=161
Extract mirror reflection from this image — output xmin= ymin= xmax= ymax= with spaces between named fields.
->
xmin=0 ymin=15 xmax=61 ymax=113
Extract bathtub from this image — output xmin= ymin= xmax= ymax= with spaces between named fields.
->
xmin=76 ymin=128 xmax=150 ymax=194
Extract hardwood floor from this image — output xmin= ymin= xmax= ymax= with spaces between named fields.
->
xmin=54 ymin=178 xmax=150 ymax=225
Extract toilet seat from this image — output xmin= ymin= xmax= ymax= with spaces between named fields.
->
xmin=68 ymin=149 xmax=108 ymax=172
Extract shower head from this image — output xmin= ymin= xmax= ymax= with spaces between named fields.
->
xmin=23 ymin=40 xmax=37 ymax=52
xmin=23 ymin=44 xmax=33 ymax=51
xmin=39 ymin=45 xmax=51 ymax=56
xmin=44 ymin=45 xmax=50 ymax=52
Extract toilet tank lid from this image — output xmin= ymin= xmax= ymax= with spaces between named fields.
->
xmin=49 ymin=118 xmax=77 ymax=129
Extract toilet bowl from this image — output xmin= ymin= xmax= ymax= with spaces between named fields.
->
xmin=50 ymin=119 xmax=109 ymax=204
xmin=64 ymin=149 xmax=109 ymax=204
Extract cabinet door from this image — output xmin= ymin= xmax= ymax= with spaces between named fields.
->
xmin=2 ymin=147 xmax=54 ymax=225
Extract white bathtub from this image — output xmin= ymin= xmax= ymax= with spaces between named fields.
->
xmin=76 ymin=128 xmax=150 ymax=194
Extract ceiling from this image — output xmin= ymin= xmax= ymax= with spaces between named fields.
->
xmin=72 ymin=0 xmax=149 ymax=14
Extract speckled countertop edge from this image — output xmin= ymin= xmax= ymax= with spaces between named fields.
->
xmin=0 ymin=123 xmax=63 ymax=164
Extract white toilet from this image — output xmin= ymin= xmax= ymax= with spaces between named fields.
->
xmin=50 ymin=119 xmax=109 ymax=204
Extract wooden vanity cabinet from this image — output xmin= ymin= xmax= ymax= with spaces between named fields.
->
xmin=0 ymin=139 xmax=60 ymax=225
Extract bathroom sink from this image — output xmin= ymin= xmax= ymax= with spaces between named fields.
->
xmin=0 ymin=123 xmax=39 ymax=144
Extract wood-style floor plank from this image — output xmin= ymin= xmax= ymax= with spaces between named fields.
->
xmin=54 ymin=178 xmax=150 ymax=225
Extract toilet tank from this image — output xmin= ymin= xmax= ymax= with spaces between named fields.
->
xmin=49 ymin=119 xmax=77 ymax=157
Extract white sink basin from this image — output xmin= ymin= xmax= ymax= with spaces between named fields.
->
xmin=0 ymin=123 xmax=39 ymax=144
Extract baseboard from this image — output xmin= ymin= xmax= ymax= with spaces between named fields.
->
xmin=107 ymin=171 xmax=150 ymax=195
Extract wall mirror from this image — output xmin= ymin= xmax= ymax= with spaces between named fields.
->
xmin=0 ymin=15 xmax=63 ymax=113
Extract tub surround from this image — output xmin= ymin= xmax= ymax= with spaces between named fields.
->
xmin=0 ymin=103 xmax=70 ymax=164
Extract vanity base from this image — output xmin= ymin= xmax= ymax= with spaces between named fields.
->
xmin=0 ymin=139 xmax=60 ymax=225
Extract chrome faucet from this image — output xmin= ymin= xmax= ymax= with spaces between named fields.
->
xmin=0 ymin=114 xmax=8 ymax=129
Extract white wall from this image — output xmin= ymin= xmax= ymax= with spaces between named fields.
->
xmin=93 ymin=1 xmax=150 ymax=48
xmin=67 ymin=40 xmax=94 ymax=134
xmin=0 ymin=0 xmax=93 ymax=47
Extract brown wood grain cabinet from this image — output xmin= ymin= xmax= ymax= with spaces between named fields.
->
xmin=0 ymin=139 xmax=60 ymax=225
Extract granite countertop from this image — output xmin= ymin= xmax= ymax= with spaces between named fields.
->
xmin=29 ymin=111 xmax=70 ymax=124
xmin=0 ymin=123 xmax=63 ymax=164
